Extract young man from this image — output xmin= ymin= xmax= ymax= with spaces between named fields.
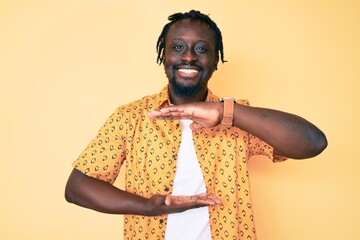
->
xmin=65 ymin=10 xmax=327 ymax=240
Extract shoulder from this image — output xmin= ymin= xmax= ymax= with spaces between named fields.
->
xmin=236 ymin=99 xmax=250 ymax=106
xmin=207 ymin=89 xmax=251 ymax=106
xmin=113 ymin=91 xmax=162 ymax=117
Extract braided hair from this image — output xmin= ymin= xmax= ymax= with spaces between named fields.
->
xmin=156 ymin=10 xmax=226 ymax=65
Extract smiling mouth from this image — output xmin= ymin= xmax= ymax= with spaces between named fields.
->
xmin=177 ymin=68 xmax=199 ymax=74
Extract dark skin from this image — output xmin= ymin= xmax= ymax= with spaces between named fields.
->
xmin=148 ymin=102 xmax=327 ymax=159
xmin=65 ymin=18 xmax=327 ymax=216
xmin=65 ymin=19 xmax=223 ymax=216
xmin=65 ymin=168 xmax=221 ymax=216
xmin=163 ymin=19 xmax=218 ymax=105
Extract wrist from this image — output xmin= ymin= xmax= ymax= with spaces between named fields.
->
xmin=145 ymin=194 xmax=167 ymax=216
xmin=219 ymin=97 xmax=236 ymax=127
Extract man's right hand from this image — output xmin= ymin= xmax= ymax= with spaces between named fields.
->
xmin=65 ymin=169 xmax=221 ymax=216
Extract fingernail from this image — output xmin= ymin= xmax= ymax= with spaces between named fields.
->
xmin=165 ymin=197 xmax=171 ymax=206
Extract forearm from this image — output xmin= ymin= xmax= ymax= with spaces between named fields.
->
xmin=65 ymin=169 xmax=152 ymax=215
xmin=233 ymin=103 xmax=327 ymax=159
xmin=147 ymin=101 xmax=327 ymax=158
xmin=65 ymin=168 xmax=222 ymax=216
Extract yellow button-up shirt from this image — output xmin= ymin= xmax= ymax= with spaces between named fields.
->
xmin=73 ymin=86 xmax=285 ymax=240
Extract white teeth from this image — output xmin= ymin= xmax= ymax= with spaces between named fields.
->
xmin=178 ymin=68 xmax=198 ymax=74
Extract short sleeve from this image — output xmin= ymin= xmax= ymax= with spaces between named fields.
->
xmin=248 ymin=134 xmax=287 ymax=162
xmin=237 ymin=99 xmax=287 ymax=163
xmin=72 ymin=107 xmax=127 ymax=184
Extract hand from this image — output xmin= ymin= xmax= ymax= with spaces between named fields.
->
xmin=147 ymin=193 xmax=222 ymax=215
xmin=148 ymin=102 xmax=223 ymax=130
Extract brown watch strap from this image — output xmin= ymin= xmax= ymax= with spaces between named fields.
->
xmin=220 ymin=98 xmax=235 ymax=127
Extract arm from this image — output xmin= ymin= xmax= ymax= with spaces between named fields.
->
xmin=232 ymin=103 xmax=327 ymax=159
xmin=148 ymin=102 xmax=327 ymax=159
xmin=65 ymin=168 xmax=221 ymax=216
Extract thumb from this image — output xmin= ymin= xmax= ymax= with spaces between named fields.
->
xmin=190 ymin=122 xmax=204 ymax=131
xmin=165 ymin=195 xmax=172 ymax=206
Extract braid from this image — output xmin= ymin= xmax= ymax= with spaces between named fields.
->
xmin=156 ymin=10 xmax=227 ymax=65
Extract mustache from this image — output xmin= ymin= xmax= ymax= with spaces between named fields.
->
xmin=173 ymin=62 xmax=203 ymax=71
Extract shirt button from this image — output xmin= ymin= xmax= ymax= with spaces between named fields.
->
xmin=164 ymin=186 xmax=169 ymax=192
xmin=172 ymin=154 xmax=177 ymax=159
xmin=159 ymin=219 xmax=164 ymax=224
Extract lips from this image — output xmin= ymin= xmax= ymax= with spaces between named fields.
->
xmin=178 ymin=68 xmax=198 ymax=74
xmin=175 ymin=64 xmax=201 ymax=78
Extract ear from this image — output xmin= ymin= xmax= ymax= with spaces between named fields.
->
xmin=214 ymin=54 xmax=219 ymax=70
xmin=162 ymin=49 xmax=166 ymax=65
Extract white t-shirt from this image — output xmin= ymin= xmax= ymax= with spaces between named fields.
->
xmin=164 ymin=120 xmax=211 ymax=240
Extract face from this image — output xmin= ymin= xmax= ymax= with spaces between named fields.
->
xmin=163 ymin=19 xmax=219 ymax=98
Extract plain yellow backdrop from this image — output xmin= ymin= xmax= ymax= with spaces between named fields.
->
xmin=1 ymin=0 xmax=359 ymax=239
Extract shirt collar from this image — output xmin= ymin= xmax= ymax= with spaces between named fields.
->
xmin=155 ymin=85 xmax=220 ymax=110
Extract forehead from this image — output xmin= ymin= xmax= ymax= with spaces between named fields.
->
xmin=166 ymin=19 xmax=216 ymax=44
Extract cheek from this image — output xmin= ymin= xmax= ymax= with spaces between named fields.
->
xmin=201 ymin=54 xmax=216 ymax=67
xmin=163 ymin=62 xmax=174 ymax=78
xmin=203 ymin=60 xmax=216 ymax=73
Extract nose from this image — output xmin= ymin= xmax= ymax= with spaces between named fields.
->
xmin=181 ymin=48 xmax=198 ymax=63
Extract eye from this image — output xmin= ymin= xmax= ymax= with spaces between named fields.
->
xmin=196 ymin=46 xmax=207 ymax=53
xmin=173 ymin=45 xmax=184 ymax=51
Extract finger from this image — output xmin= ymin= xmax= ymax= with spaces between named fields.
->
xmin=190 ymin=122 xmax=204 ymax=131
xmin=162 ymin=107 xmax=194 ymax=119
xmin=150 ymin=113 xmax=194 ymax=121
xmin=167 ymin=194 xmax=221 ymax=206
xmin=148 ymin=107 xmax=181 ymax=115
xmin=164 ymin=107 xmax=182 ymax=113
xmin=165 ymin=195 xmax=192 ymax=205
xmin=147 ymin=110 xmax=163 ymax=118
xmin=158 ymin=107 xmax=187 ymax=116
xmin=161 ymin=106 xmax=198 ymax=118
xmin=194 ymin=196 xmax=220 ymax=206
xmin=192 ymin=194 xmax=222 ymax=205
xmin=148 ymin=110 xmax=181 ymax=119
xmin=165 ymin=195 xmax=172 ymax=206
xmin=207 ymin=195 xmax=222 ymax=205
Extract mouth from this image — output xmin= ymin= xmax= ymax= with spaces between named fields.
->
xmin=177 ymin=68 xmax=199 ymax=76
xmin=175 ymin=65 xmax=201 ymax=78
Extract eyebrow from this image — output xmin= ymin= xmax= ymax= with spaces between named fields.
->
xmin=171 ymin=38 xmax=210 ymax=44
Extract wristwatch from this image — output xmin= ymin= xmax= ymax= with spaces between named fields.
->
xmin=219 ymin=97 xmax=236 ymax=127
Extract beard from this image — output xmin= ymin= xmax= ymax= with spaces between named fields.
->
xmin=169 ymin=75 xmax=204 ymax=97
xmin=167 ymin=62 xmax=208 ymax=97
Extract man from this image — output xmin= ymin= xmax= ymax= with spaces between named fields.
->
xmin=65 ymin=10 xmax=327 ymax=240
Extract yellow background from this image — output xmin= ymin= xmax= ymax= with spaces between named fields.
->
xmin=1 ymin=0 xmax=359 ymax=239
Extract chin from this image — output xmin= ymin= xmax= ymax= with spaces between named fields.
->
xmin=170 ymin=77 xmax=202 ymax=97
